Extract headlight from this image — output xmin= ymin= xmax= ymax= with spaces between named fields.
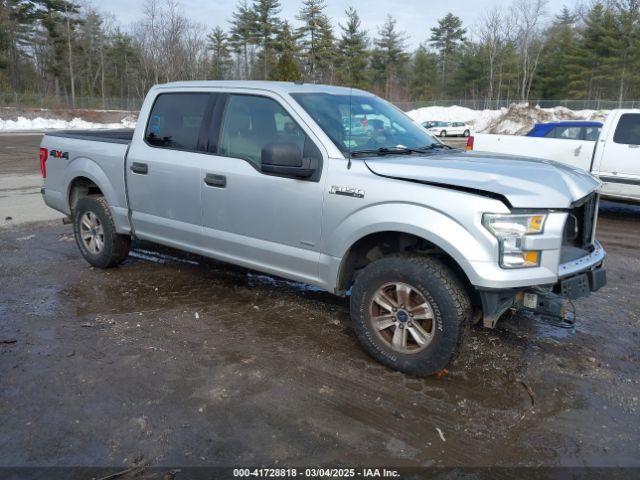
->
xmin=482 ymin=213 xmax=547 ymax=268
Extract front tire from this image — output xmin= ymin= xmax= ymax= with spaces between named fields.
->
xmin=350 ymin=255 xmax=471 ymax=376
xmin=463 ymin=129 xmax=470 ymax=137
xmin=440 ymin=130 xmax=447 ymax=137
xmin=72 ymin=195 xmax=131 ymax=268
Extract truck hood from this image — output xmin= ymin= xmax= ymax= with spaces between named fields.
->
xmin=364 ymin=150 xmax=601 ymax=209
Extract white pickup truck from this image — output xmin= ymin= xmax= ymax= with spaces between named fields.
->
xmin=467 ymin=109 xmax=640 ymax=203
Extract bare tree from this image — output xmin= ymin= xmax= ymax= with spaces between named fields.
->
xmin=478 ymin=8 xmax=509 ymax=104
xmin=133 ymin=0 xmax=209 ymax=93
xmin=65 ymin=2 xmax=76 ymax=107
xmin=510 ymin=0 xmax=548 ymax=102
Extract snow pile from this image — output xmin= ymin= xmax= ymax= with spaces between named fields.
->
xmin=407 ymin=105 xmax=506 ymax=132
xmin=407 ymin=103 xmax=609 ymax=135
xmin=0 ymin=115 xmax=137 ymax=132
xmin=483 ymin=104 xmax=608 ymax=134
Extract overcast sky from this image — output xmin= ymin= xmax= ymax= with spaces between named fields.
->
xmin=99 ymin=0 xmax=572 ymax=48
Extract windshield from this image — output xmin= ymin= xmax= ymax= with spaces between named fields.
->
xmin=290 ymin=93 xmax=439 ymax=156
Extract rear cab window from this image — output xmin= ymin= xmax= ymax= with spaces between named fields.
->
xmin=584 ymin=126 xmax=601 ymax=141
xmin=145 ymin=93 xmax=211 ymax=151
xmin=546 ymin=126 xmax=582 ymax=140
xmin=613 ymin=114 xmax=640 ymax=145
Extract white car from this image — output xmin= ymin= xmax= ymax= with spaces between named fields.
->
xmin=424 ymin=121 xmax=472 ymax=137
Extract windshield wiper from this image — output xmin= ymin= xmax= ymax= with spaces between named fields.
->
xmin=349 ymin=143 xmax=455 ymax=157
xmin=423 ymin=143 xmax=453 ymax=150
xmin=350 ymin=147 xmax=412 ymax=157
xmin=350 ymin=145 xmax=437 ymax=157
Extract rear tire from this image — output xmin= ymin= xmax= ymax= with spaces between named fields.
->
xmin=440 ymin=130 xmax=447 ymax=137
xmin=72 ymin=195 xmax=130 ymax=268
xmin=350 ymin=255 xmax=471 ymax=377
xmin=463 ymin=129 xmax=470 ymax=137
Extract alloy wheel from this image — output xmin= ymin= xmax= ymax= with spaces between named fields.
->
xmin=80 ymin=211 xmax=105 ymax=254
xmin=368 ymin=282 xmax=435 ymax=354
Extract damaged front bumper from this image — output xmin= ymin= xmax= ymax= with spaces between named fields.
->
xmin=478 ymin=253 xmax=606 ymax=328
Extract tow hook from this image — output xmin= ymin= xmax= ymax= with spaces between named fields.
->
xmin=515 ymin=288 xmax=576 ymax=330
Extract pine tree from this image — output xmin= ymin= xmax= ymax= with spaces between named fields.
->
xmin=228 ymin=0 xmax=257 ymax=79
xmin=450 ymin=42 xmax=485 ymax=104
xmin=315 ymin=19 xmax=336 ymax=83
xmin=0 ymin=26 xmax=8 ymax=83
xmin=371 ymin=15 xmax=408 ymax=100
xmin=252 ymin=0 xmax=281 ymax=79
xmin=296 ymin=0 xmax=332 ymax=82
xmin=566 ymin=3 xmax=615 ymax=99
xmin=555 ymin=5 xmax=576 ymax=25
xmin=270 ymin=21 xmax=301 ymax=81
xmin=2 ymin=0 xmax=640 ymax=105
xmin=608 ymin=0 xmax=640 ymax=103
xmin=0 ymin=0 xmax=40 ymax=89
xmin=335 ymin=7 xmax=369 ymax=88
xmin=105 ymin=29 xmax=139 ymax=106
xmin=535 ymin=7 xmax=578 ymax=99
xmin=36 ymin=0 xmax=81 ymax=101
xmin=76 ymin=9 xmax=105 ymax=101
xmin=208 ymin=26 xmax=232 ymax=79
xmin=429 ymin=13 xmax=466 ymax=88
xmin=409 ymin=44 xmax=437 ymax=101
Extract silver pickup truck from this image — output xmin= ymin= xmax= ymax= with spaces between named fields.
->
xmin=40 ymin=81 xmax=606 ymax=376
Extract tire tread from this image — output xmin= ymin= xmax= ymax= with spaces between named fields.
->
xmin=73 ymin=195 xmax=130 ymax=268
xmin=350 ymin=253 xmax=471 ymax=376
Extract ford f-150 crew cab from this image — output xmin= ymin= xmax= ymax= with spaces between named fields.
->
xmin=466 ymin=109 xmax=640 ymax=203
xmin=40 ymin=81 xmax=607 ymax=376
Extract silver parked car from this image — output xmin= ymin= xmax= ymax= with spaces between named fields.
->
xmin=40 ymin=81 xmax=606 ymax=376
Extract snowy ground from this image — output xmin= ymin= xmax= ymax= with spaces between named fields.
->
xmin=406 ymin=103 xmax=609 ymax=135
xmin=0 ymin=115 xmax=136 ymax=132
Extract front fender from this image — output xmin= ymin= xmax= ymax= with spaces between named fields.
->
xmin=323 ymin=202 xmax=497 ymax=291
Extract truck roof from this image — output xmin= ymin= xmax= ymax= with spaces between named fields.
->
xmin=155 ymin=80 xmax=372 ymax=97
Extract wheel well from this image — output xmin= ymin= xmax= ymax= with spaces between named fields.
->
xmin=69 ymin=176 xmax=103 ymax=210
xmin=337 ymin=231 xmax=477 ymax=303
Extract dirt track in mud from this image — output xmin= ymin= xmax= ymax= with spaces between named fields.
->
xmin=0 ymin=134 xmax=639 ymax=470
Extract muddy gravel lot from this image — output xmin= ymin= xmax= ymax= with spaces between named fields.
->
xmin=1 ymin=134 xmax=639 ymax=474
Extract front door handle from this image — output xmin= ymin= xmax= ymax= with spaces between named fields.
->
xmin=204 ymin=173 xmax=226 ymax=188
xmin=130 ymin=162 xmax=148 ymax=174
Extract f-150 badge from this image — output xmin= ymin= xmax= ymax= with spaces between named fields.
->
xmin=330 ymin=186 xmax=365 ymax=198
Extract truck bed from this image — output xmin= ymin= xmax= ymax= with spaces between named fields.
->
xmin=41 ymin=129 xmax=132 ymax=224
xmin=45 ymin=129 xmax=134 ymax=145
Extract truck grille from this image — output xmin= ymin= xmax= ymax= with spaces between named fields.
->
xmin=563 ymin=193 xmax=598 ymax=251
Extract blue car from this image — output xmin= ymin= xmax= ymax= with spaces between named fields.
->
xmin=526 ymin=121 xmax=603 ymax=141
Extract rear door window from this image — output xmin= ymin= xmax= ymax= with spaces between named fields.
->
xmin=145 ymin=93 xmax=211 ymax=151
xmin=613 ymin=114 xmax=640 ymax=145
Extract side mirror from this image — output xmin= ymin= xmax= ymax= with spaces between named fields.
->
xmin=261 ymin=142 xmax=315 ymax=178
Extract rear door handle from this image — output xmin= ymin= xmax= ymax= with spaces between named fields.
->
xmin=130 ymin=162 xmax=148 ymax=174
xmin=204 ymin=173 xmax=226 ymax=188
